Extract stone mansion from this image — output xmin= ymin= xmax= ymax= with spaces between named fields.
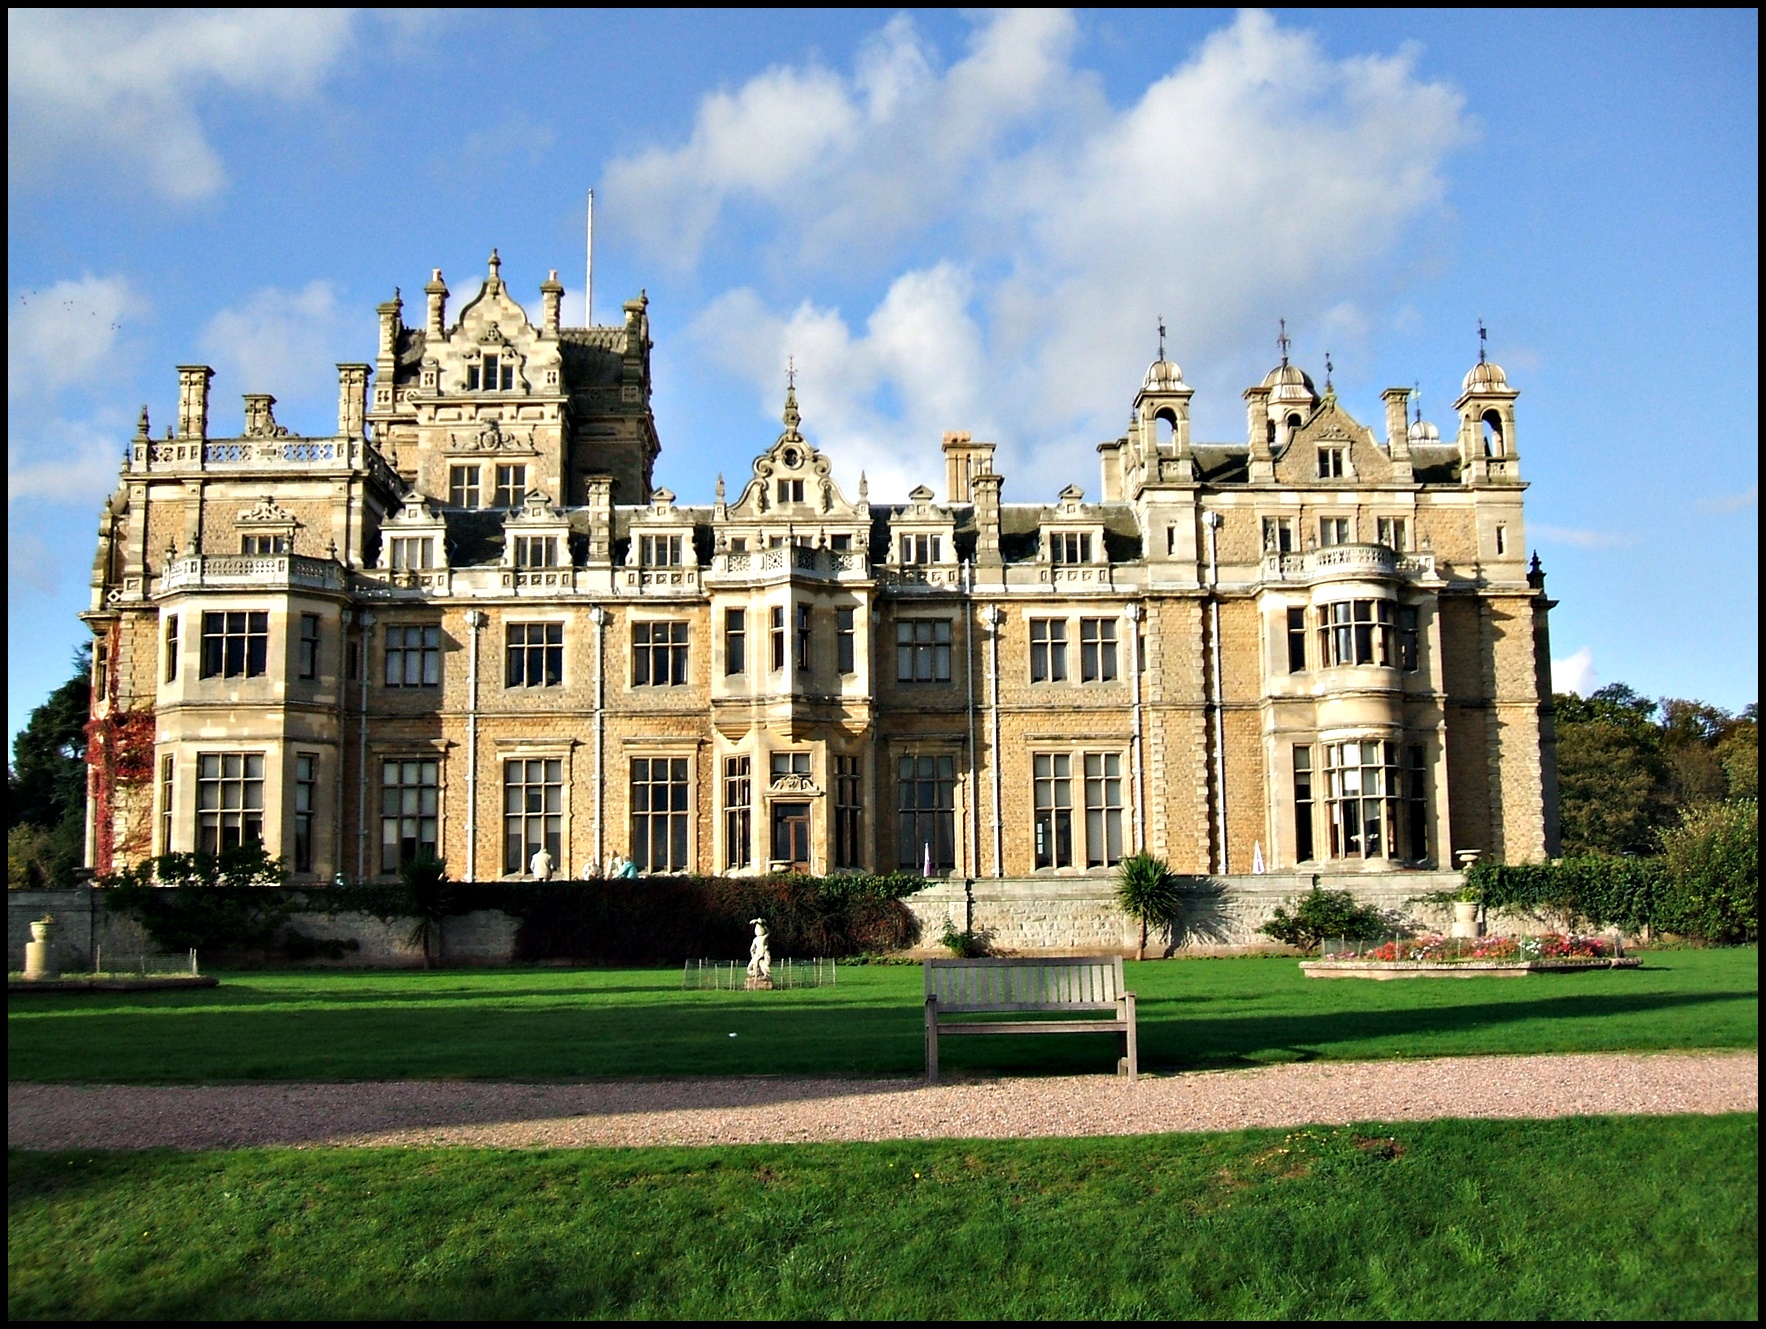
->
xmin=83 ymin=251 xmax=1559 ymax=886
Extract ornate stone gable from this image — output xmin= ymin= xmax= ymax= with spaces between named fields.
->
xmin=725 ymin=389 xmax=866 ymax=523
xmin=1273 ymin=398 xmax=1394 ymax=486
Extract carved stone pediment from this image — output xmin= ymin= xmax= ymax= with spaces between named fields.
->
xmin=447 ymin=417 xmax=534 ymax=453
xmin=769 ymin=773 xmax=821 ymax=795
xmin=238 ymin=495 xmax=297 ymax=526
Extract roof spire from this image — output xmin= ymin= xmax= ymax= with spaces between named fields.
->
xmin=1277 ymin=318 xmax=1291 ymax=368
xmin=488 ymin=248 xmax=501 ymax=279
xmin=1157 ymin=316 xmax=1166 ymax=362
xmin=1478 ymin=318 xmax=1487 ymax=365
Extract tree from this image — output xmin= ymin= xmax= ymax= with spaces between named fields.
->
xmin=1115 ymin=852 xmax=1183 ymax=961
xmin=1553 ymin=684 xmax=1674 ymax=855
xmin=7 ymin=645 xmax=91 ymax=888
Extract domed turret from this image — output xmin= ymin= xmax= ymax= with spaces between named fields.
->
xmin=1262 ymin=361 xmax=1318 ymax=408
xmin=1461 ymin=359 xmax=1508 ymax=393
xmin=1408 ymin=416 xmax=1441 ymax=445
xmin=1142 ymin=358 xmax=1184 ymax=392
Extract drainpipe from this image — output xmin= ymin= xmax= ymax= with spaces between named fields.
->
xmin=1127 ymin=602 xmax=1145 ymax=854
xmin=1203 ymin=512 xmax=1226 ymax=873
xmin=963 ymin=561 xmax=979 ymax=881
xmin=986 ymin=603 xmax=1003 ymax=878
xmin=591 ymin=604 xmax=607 ymax=873
xmin=356 ymin=611 xmax=376 ymax=882
xmin=336 ymin=608 xmax=353 ymax=881
xmin=464 ymin=610 xmax=485 ymax=881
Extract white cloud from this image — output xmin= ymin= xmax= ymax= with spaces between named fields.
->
xmin=642 ymin=9 xmax=1473 ymax=494
xmin=7 ymin=415 xmax=127 ymax=510
xmin=692 ymin=264 xmax=993 ymax=499
xmin=1552 ymin=646 xmax=1597 ymax=697
xmin=8 ymin=275 xmax=147 ymax=398
xmin=1530 ymin=524 xmax=1635 ymax=550
xmin=8 ymin=9 xmax=357 ymax=200
xmin=1698 ymin=484 xmax=1757 ymax=515
xmin=198 ymin=282 xmax=352 ymax=433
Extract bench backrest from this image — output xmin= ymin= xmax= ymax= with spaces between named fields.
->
xmin=925 ymin=955 xmax=1124 ymax=1012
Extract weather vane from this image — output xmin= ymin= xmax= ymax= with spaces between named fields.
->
xmin=1157 ymin=316 xmax=1166 ymax=361
xmin=1478 ymin=319 xmax=1488 ymax=365
xmin=1277 ymin=318 xmax=1291 ymax=366
xmin=787 ymin=355 xmax=796 ymax=390
xmin=1324 ymin=351 xmax=1334 ymax=392
xmin=1413 ymin=380 xmax=1422 ymax=425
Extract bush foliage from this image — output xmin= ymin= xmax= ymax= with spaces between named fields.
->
xmin=1468 ymin=800 xmax=1757 ymax=944
xmin=1257 ymin=887 xmax=1388 ymax=954
xmin=98 ymin=869 xmax=928 ymax=962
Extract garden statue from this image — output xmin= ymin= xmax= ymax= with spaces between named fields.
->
xmin=745 ymin=918 xmax=773 ymax=990
xmin=529 ymin=847 xmax=554 ymax=881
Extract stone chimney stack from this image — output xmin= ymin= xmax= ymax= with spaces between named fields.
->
xmin=971 ymin=471 xmax=1004 ymax=567
xmin=176 ymin=366 xmax=214 ymax=440
xmin=941 ymin=431 xmax=996 ymax=505
xmin=424 ymin=269 xmax=448 ymax=339
xmin=540 ymin=270 xmax=564 ymax=336
xmin=337 ymin=364 xmax=370 ymax=438
xmin=1244 ymin=384 xmax=1275 ymax=483
xmin=1381 ymin=388 xmax=1411 ymax=451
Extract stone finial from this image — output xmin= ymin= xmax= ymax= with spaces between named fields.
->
xmin=135 ymin=406 xmax=150 ymax=441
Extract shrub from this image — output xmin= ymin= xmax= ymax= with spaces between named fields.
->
xmin=1115 ymin=853 xmax=1183 ymax=960
xmin=1258 ymin=887 xmax=1388 ymax=954
xmin=1657 ymin=800 xmax=1757 ymax=944
xmin=399 ymin=856 xmax=452 ymax=967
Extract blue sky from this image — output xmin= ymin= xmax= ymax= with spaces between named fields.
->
xmin=8 ymin=8 xmax=1758 ymax=744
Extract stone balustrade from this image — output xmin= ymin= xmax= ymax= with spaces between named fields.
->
xmin=130 ymin=436 xmax=402 ymax=494
xmin=708 ymin=547 xmax=869 ymax=582
xmin=159 ymin=554 xmax=348 ymax=594
xmin=1261 ymin=543 xmax=1436 ymax=584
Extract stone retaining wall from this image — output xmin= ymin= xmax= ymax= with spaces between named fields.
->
xmin=13 ymin=873 xmax=1550 ymax=967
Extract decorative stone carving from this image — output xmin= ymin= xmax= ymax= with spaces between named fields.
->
xmin=769 ymin=773 xmax=819 ymax=795
xmin=237 ymin=495 xmax=298 ymax=526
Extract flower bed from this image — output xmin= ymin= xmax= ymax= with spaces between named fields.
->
xmin=1301 ymin=933 xmax=1641 ymax=979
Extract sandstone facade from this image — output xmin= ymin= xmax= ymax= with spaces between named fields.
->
xmin=83 ymin=254 xmax=1558 ymax=886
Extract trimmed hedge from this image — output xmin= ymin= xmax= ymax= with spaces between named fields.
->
xmin=104 ymin=873 xmax=929 ymax=962
xmin=1468 ymin=855 xmax=1668 ymax=935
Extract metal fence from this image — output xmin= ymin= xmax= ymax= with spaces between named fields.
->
xmin=681 ymin=957 xmax=837 ymax=990
xmin=89 ymin=946 xmax=201 ymax=978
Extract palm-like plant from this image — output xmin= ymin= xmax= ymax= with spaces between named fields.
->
xmin=400 ymin=856 xmax=452 ymax=969
xmin=1116 ymin=852 xmax=1182 ymax=961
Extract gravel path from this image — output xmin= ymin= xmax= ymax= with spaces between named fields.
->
xmin=10 ymin=1051 xmax=1754 ymax=1152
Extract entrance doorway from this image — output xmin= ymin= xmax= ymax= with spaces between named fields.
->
xmin=772 ymin=802 xmax=812 ymax=873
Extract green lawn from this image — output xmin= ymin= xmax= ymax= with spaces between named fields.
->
xmin=9 ymin=1115 xmax=1757 ymax=1320
xmin=8 ymin=949 xmax=1755 ymax=1084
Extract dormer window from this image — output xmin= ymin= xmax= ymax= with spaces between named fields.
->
xmin=1317 ymin=447 xmax=1346 ymax=479
xmin=777 ymin=478 xmax=805 ymax=504
xmin=1376 ymin=517 xmax=1409 ymax=552
xmin=468 ymin=353 xmax=515 ymax=392
xmin=1050 ymin=532 xmax=1091 ymax=564
xmin=900 ymin=533 xmax=941 ymax=565
xmin=640 ymin=534 xmax=683 ymax=566
xmin=831 ymin=534 xmax=851 ymax=551
xmin=241 ymin=534 xmax=290 ymax=556
xmin=514 ymin=536 xmax=557 ymax=569
xmin=389 ymin=536 xmax=435 ymax=570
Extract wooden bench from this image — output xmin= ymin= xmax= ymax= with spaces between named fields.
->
xmin=924 ymin=955 xmax=1137 ymax=1082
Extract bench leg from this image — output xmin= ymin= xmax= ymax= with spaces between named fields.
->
xmin=925 ymin=999 xmax=939 ymax=1083
xmin=1118 ymin=994 xmax=1138 ymax=1082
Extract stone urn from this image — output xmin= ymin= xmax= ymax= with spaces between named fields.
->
xmin=24 ymin=914 xmax=60 ymax=981
xmin=1450 ymin=901 xmax=1481 ymax=940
